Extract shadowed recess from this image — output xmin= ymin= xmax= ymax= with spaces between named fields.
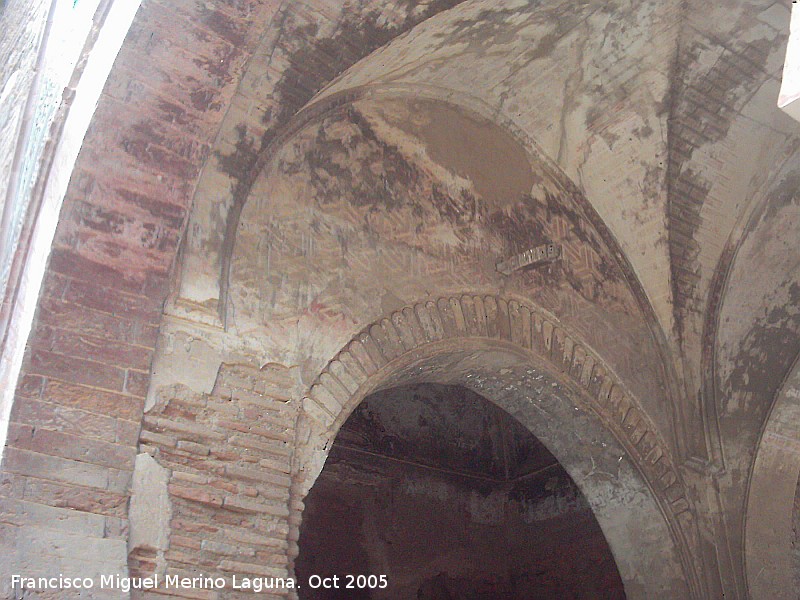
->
xmin=297 ymin=383 xmax=626 ymax=599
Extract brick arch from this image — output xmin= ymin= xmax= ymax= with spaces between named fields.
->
xmin=288 ymin=293 xmax=699 ymax=599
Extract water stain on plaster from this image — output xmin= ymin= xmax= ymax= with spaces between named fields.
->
xmin=213 ymin=0 xmax=468 ymax=312
xmin=211 ymin=0 xmax=650 ymax=337
xmin=724 ymin=282 xmax=800 ymax=418
xmin=215 ymin=0 xmax=469 ymax=187
xmin=231 ymin=96 xmax=638 ymax=327
xmin=298 ymin=107 xmax=421 ymax=213
xmin=443 ymin=4 xmax=580 ymax=55
xmin=719 ymin=182 xmax=800 ymax=421
xmin=374 ymin=98 xmax=536 ymax=209
xmin=764 ymin=171 xmax=800 ymax=221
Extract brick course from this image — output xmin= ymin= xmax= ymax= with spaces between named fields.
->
xmin=0 ymin=0 xmax=259 ymax=587
xmin=129 ymin=363 xmax=296 ymax=597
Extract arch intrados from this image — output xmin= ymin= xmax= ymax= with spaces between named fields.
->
xmin=289 ymin=295 xmax=698 ymax=598
xmin=294 ymin=339 xmax=688 ymax=599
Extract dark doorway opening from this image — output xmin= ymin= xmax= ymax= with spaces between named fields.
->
xmin=297 ymin=383 xmax=625 ymax=599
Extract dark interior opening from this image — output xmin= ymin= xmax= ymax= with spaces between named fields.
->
xmin=296 ymin=383 xmax=626 ymax=599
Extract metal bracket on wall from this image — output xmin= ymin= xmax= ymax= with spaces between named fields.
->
xmin=496 ymin=243 xmax=561 ymax=276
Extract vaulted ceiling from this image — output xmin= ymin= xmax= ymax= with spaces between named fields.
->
xmin=1 ymin=0 xmax=798 ymax=597
xmin=158 ymin=0 xmax=798 ymax=496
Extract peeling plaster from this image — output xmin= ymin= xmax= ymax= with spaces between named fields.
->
xmin=128 ymin=453 xmax=171 ymax=572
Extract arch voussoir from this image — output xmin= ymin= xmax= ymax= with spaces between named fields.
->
xmin=288 ymin=293 xmax=700 ymax=599
xmin=302 ymin=294 xmax=690 ymax=526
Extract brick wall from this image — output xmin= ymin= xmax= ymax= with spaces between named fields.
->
xmin=0 ymin=0 xmax=263 ymax=591
xmin=0 ymin=268 xmax=162 ymax=597
xmin=129 ymin=363 xmax=296 ymax=599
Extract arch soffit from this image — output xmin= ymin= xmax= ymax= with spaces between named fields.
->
xmin=701 ymin=156 xmax=800 ymax=468
xmin=296 ymin=294 xmax=691 ymax=533
xmin=290 ymin=293 xmax=700 ymax=598
xmin=223 ymin=83 xmax=663 ymax=338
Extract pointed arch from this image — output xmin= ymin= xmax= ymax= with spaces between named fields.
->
xmin=288 ymin=294 xmax=700 ymax=598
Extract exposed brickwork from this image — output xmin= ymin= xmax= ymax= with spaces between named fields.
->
xmin=290 ymin=294 xmax=694 ymax=589
xmin=0 ymin=260 xmax=149 ymax=589
xmin=1 ymin=0 xmax=797 ymax=598
xmin=1 ymin=0 xmax=278 ymax=589
xmin=306 ymin=295 xmax=687 ymax=512
xmin=2 ymin=288 xmax=147 ymax=513
xmin=2 ymin=262 xmax=157 ymax=508
xmin=667 ymin=34 xmax=774 ymax=340
xmin=131 ymin=364 xmax=297 ymax=598
xmin=1 ymin=16 xmax=486 ymax=527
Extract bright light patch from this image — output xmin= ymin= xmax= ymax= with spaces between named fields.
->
xmin=779 ymin=2 xmax=800 ymax=122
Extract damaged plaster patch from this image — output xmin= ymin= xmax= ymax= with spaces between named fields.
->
xmin=363 ymin=97 xmax=536 ymax=208
xmin=204 ymin=1 xmax=468 ymax=311
xmin=146 ymin=331 xmax=222 ymax=411
xmin=128 ymin=453 xmax=171 ymax=570
xmin=717 ymin=194 xmax=800 ymax=419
